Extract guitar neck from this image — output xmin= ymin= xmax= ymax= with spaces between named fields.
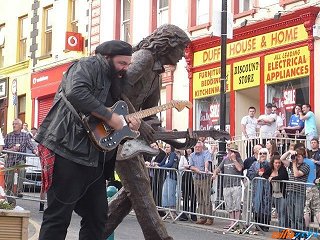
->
xmin=128 ymin=102 xmax=175 ymax=119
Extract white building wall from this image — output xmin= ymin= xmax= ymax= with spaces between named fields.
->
xmin=131 ymin=0 xmax=150 ymax=45
xmin=172 ymin=58 xmax=190 ymax=131
xmin=100 ymin=0 xmax=116 ymax=42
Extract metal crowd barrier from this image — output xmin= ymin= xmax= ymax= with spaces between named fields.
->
xmin=147 ymin=166 xmax=251 ymax=231
xmin=231 ymin=135 xmax=307 ymax=159
xmin=147 ymin=166 xmax=320 ymax=238
xmin=1 ymin=150 xmax=44 ymax=202
xmin=245 ymin=177 xmax=319 ymax=239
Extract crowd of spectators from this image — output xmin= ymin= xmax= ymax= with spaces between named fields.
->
xmin=145 ymin=126 xmax=320 ymax=235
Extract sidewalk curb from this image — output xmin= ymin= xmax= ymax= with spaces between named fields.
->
xmin=164 ymin=219 xmax=270 ymax=239
xmin=28 ymin=219 xmax=41 ymax=240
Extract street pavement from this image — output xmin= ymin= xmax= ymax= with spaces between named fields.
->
xmin=16 ymin=198 xmax=269 ymax=240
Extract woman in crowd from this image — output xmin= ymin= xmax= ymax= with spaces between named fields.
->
xmin=146 ymin=142 xmax=166 ymax=209
xmin=178 ymin=148 xmax=197 ymax=221
xmin=158 ymin=144 xmax=179 ymax=211
xmin=248 ymin=148 xmax=272 ymax=231
xmin=265 ymin=155 xmax=289 ymax=228
xmin=266 ymin=140 xmax=279 ymax=158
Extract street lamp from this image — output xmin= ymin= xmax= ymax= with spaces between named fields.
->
xmin=215 ymin=0 xmax=228 ymax=204
xmin=217 ymin=0 xmax=227 ymax=163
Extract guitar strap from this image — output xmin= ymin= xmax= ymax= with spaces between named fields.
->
xmin=59 ymin=91 xmax=88 ymax=128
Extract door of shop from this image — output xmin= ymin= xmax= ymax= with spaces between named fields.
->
xmin=235 ymin=87 xmax=260 ymax=138
xmin=38 ymin=96 xmax=54 ymax=126
xmin=0 ymin=99 xmax=7 ymax=134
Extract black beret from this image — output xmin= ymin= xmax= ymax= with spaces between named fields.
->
xmin=95 ymin=40 xmax=132 ymax=56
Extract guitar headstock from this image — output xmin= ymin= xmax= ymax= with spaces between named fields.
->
xmin=171 ymin=100 xmax=193 ymax=112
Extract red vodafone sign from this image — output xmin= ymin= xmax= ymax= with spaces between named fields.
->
xmin=65 ymin=32 xmax=83 ymax=52
xmin=31 ymin=62 xmax=72 ymax=98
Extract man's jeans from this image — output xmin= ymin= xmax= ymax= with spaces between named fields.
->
xmin=287 ymin=191 xmax=306 ymax=230
xmin=273 ymin=197 xmax=287 ymax=228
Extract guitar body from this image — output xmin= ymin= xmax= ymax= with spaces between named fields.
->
xmin=83 ymin=101 xmax=140 ymax=152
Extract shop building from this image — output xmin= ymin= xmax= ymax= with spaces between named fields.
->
xmin=186 ymin=6 xmax=320 ymax=137
xmin=30 ymin=62 xmax=73 ymax=128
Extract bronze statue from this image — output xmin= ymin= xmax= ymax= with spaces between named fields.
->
xmin=105 ymin=24 xmax=229 ymax=240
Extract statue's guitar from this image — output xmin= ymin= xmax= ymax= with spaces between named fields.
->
xmin=82 ymin=100 xmax=192 ymax=151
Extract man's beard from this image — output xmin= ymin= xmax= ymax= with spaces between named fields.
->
xmin=108 ymin=59 xmax=127 ymax=79
xmin=107 ymin=58 xmax=126 ymax=100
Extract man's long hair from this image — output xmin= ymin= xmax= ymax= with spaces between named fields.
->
xmin=133 ymin=24 xmax=190 ymax=57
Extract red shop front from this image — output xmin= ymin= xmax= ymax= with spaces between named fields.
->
xmin=30 ymin=62 xmax=73 ymax=127
xmin=185 ymin=6 xmax=319 ymax=137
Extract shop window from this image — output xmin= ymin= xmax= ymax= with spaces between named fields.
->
xmin=43 ymin=5 xmax=53 ymax=56
xmin=267 ymin=77 xmax=309 ymax=127
xmin=68 ymin=0 xmax=78 ymax=33
xmin=0 ymin=24 xmax=4 ymax=68
xmin=195 ymin=94 xmax=230 ymax=131
xmin=121 ymin=0 xmax=131 ymax=43
xmin=18 ymin=15 xmax=28 ymax=62
xmin=157 ymin=0 xmax=169 ymax=26
xmin=18 ymin=94 xmax=26 ymax=124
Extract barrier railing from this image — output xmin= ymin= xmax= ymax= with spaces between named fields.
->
xmin=146 ymin=166 xmax=320 ymax=238
xmin=1 ymin=150 xmax=43 ymax=202
xmin=245 ymin=177 xmax=319 ymax=239
xmin=230 ymin=136 xmax=307 ymax=159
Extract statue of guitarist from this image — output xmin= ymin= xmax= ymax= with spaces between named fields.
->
xmin=104 ymin=24 xmax=229 ymax=239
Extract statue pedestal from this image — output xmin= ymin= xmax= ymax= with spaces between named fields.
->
xmin=0 ymin=209 xmax=30 ymax=240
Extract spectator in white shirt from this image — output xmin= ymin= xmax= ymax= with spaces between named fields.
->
xmin=241 ymin=106 xmax=259 ymax=158
xmin=258 ymin=103 xmax=277 ymax=140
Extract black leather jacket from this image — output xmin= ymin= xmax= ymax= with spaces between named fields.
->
xmin=35 ymin=54 xmax=117 ymax=167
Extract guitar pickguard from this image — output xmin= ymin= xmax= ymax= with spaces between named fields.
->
xmin=98 ymin=101 xmax=139 ymax=151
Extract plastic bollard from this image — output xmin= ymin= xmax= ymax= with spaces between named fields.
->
xmin=106 ymin=186 xmax=118 ymax=240
xmin=106 ymin=186 xmax=118 ymax=198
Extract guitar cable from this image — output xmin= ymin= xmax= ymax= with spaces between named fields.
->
xmin=51 ymin=153 xmax=107 ymax=205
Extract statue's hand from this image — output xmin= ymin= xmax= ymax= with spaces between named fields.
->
xmin=139 ymin=121 xmax=156 ymax=144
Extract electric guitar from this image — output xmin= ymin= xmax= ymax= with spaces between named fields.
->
xmin=82 ymin=100 xmax=192 ymax=151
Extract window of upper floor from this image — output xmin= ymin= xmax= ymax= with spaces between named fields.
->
xmin=18 ymin=94 xmax=26 ymax=124
xmin=68 ymin=0 xmax=79 ymax=33
xmin=157 ymin=0 xmax=169 ymax=27
xmin=42 ymin=5 xmax=53 ymax=56
xmin=121 ymin=0 xmax=131 ymax=43
xmin=0 ymin=24 xmax=5 ymax=68
xmin=197 ymin=0 xmax=209 ymax=25
xmin=18 ymin=15 xmax=28 ymax=62
xmin=150 ymin=0 xmax=170 ymax=32
xmin=233 ymin=0 xmax=256 ymax=20
xmin=188 ymin=0 xmax=213 ymax=32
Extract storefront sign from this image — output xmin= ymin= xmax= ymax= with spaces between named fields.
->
xmin=283 ymin=88 xmax=296 ymax=110
xmin=233 ymin=57 xmax=260 ymax=90
xmin=65 ymin=32 xmax=83 ymax=52
xmin=209 ymin=102 xmax=220 ymax=123
xmin=200 ymin=110 xmax=212 ymax=130
xmin=264 ymin=46 xmax=310 ymax=84
xmin=193 ymin=24 xmax=308 ymax=67
xmin=31 ymin=62 xmax=72 ymax=98
xmin=193 ymin=65 xmax=231 ymax=99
